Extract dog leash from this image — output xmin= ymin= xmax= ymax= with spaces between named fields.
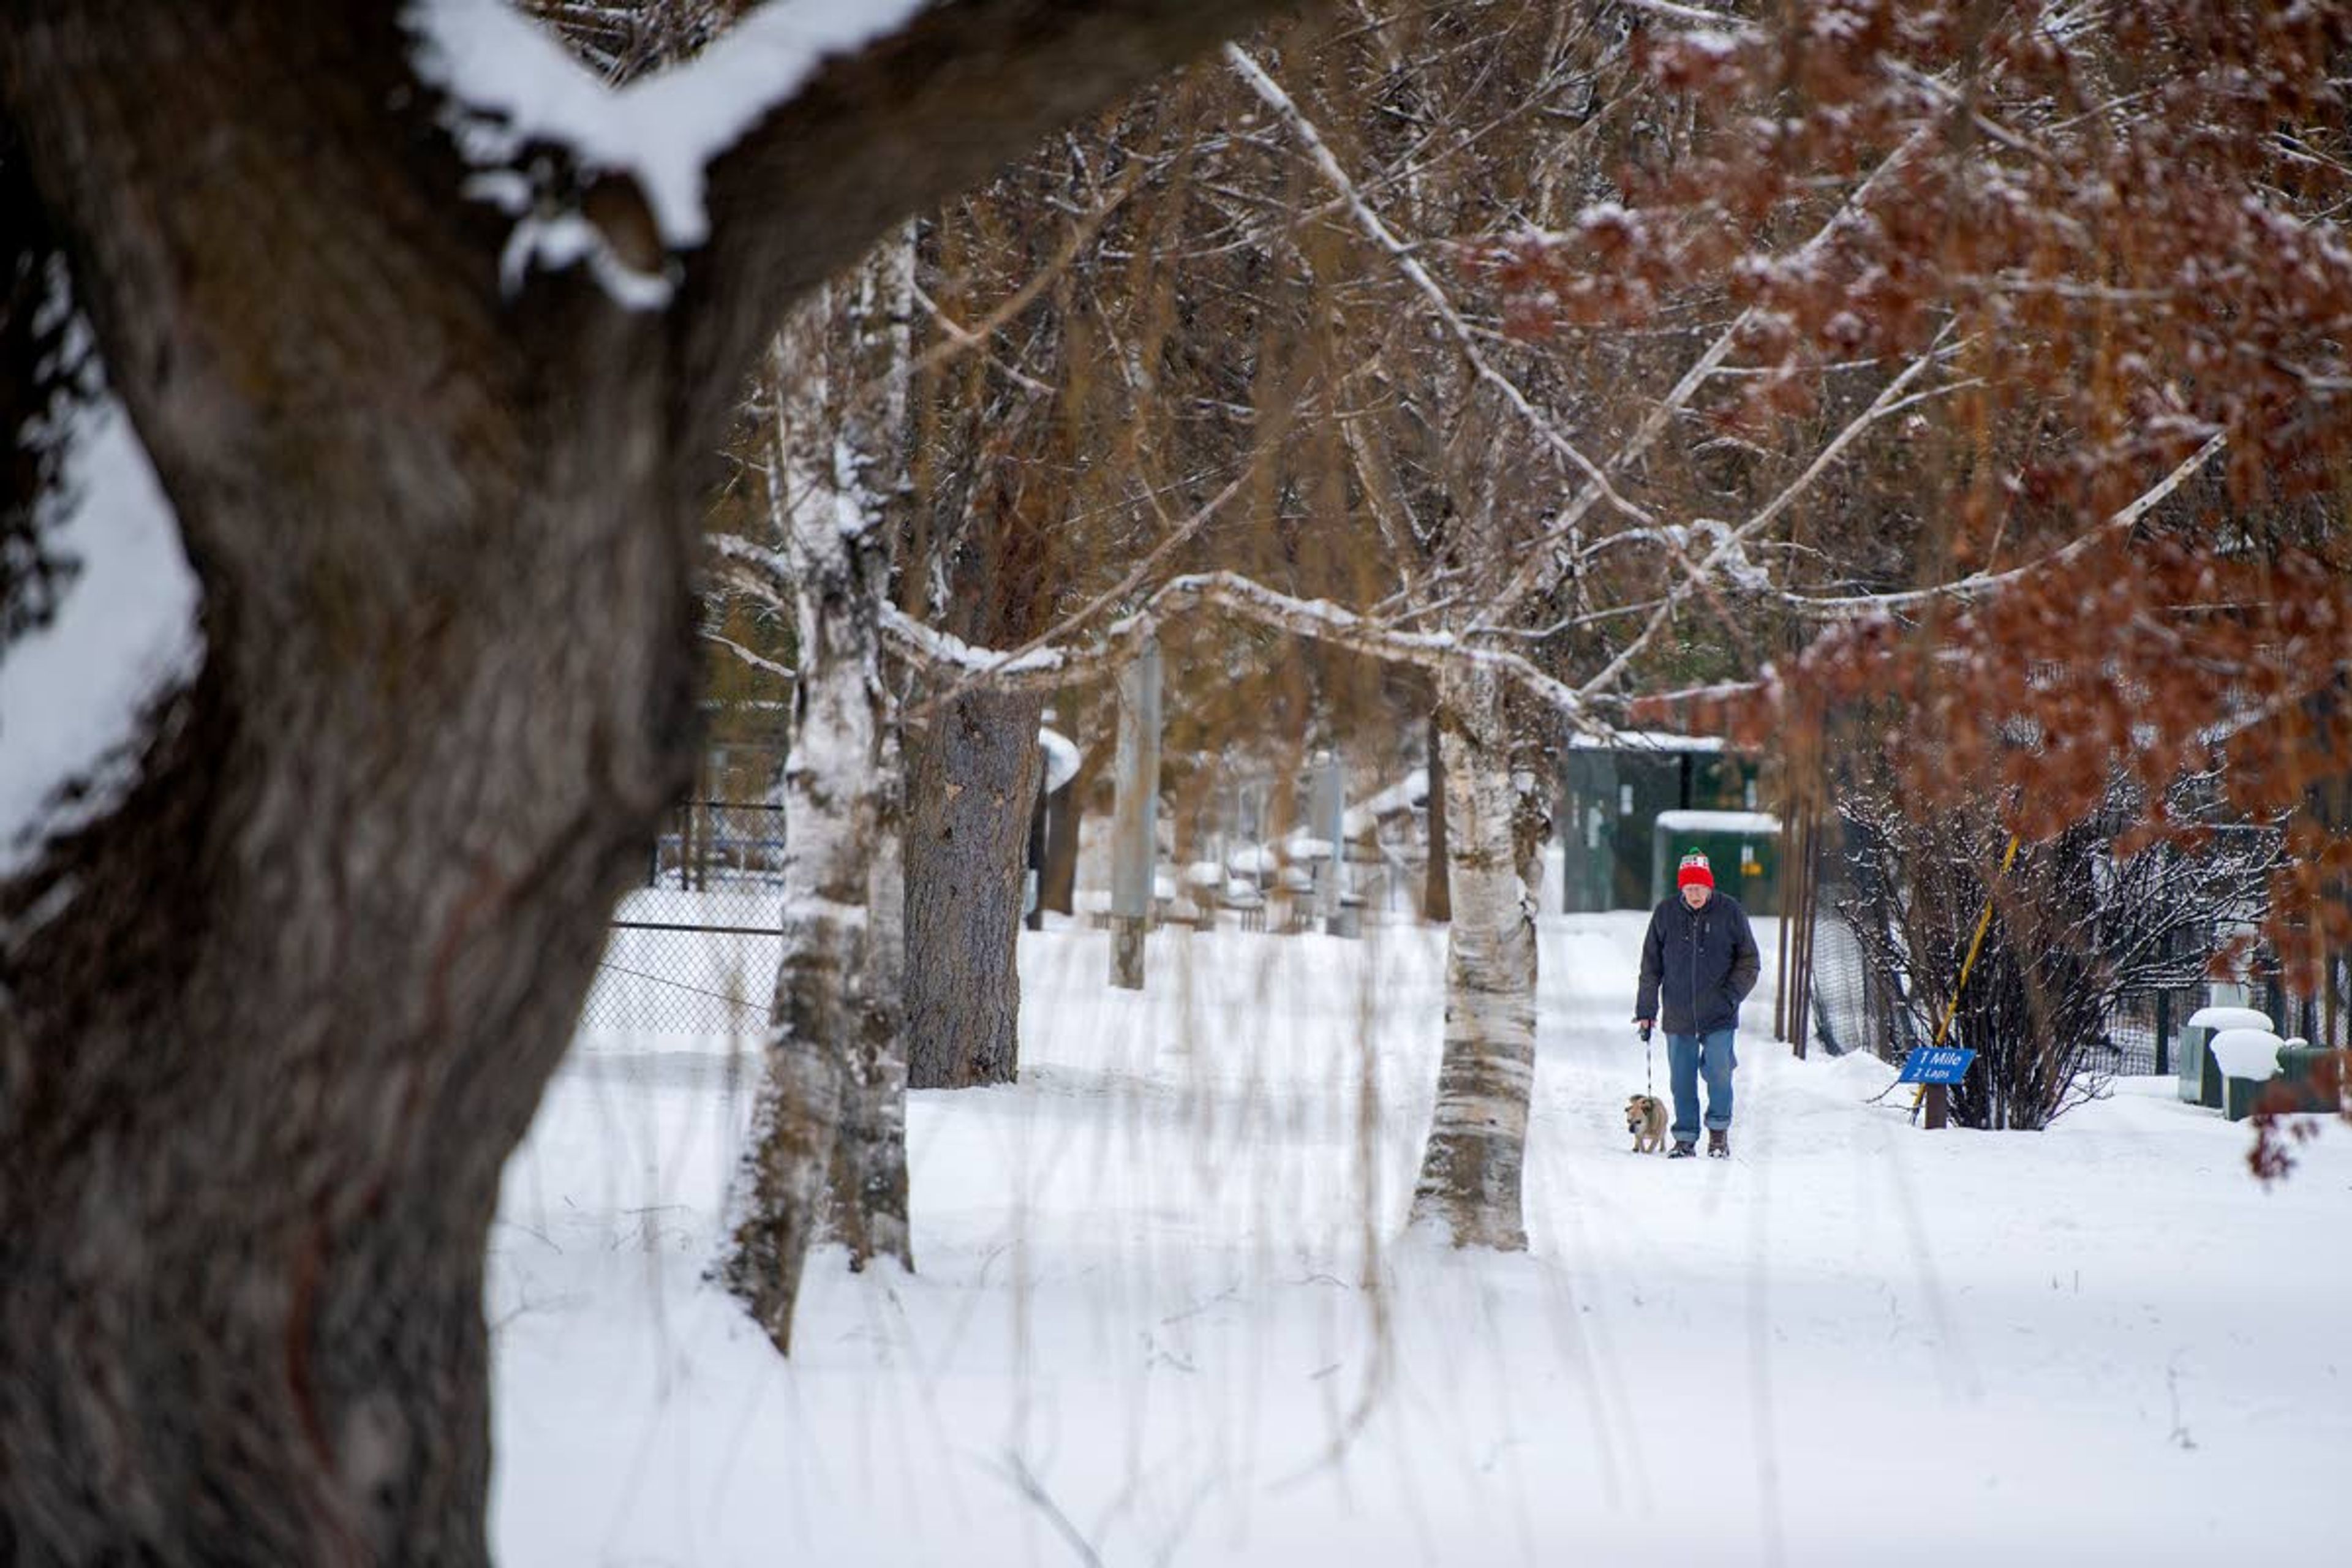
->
xmin=1639 ymin=1020 xmax=1654 ymax=1096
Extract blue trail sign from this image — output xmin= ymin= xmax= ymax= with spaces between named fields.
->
xmin=1899 ymin=1046 xmax=1977 ymax=1085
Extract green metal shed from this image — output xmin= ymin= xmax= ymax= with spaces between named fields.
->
xmin=1649 ymin=809 xmax=1782 ymax=915
xmin=1559 ymin=734 xmax=1764 ymax=912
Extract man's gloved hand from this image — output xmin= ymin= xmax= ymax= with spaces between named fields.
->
xmin=1635 ymin=1019 xmax=1653 ymax=1044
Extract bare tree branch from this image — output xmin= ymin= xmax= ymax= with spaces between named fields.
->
xmin=1483 ymin=123 xmax=1940 ymax=624
xmin=1575 ymin=338 xmax=1952 ymax=699
xmin=701 ymin=628 xmax=795 ymax=683
xmin=1224 ymin=42 xmax=1656 ymax=529
xmin=902 ymin=459 xmax=1263 ymax=719
xmin=1783 ymin=429 xmax=2230 ymax=620
xmin=677 ymin=0 xmax=1319 ymax=447
xmin=880 ymin=160 xmax=1144 ymax=395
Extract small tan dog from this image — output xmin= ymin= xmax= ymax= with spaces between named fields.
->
xmin=1625 ymin=1094 xmax=1669 ymax=1154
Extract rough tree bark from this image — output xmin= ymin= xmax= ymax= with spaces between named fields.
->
xmin=904 ymin=687 xmax=1045 ymax=1087
xmin=0 ymin=0 xmax=1306 ymax=1558
xmin=1409 ymin=665 xmax=1537 ymax=1250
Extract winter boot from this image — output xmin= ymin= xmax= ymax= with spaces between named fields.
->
xmin=1668 ymin=1140 xmax=1698 ymax=1159
xmin=1708 ymin=1129 xmax=1730 ymax=1159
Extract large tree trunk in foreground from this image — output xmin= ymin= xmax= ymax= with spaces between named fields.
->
xmin=0 ymin=0 xmax=1305 ymax=1557
xmin=1410 ymin=666 xmax=1537 ymax=1250
xmin=906 ymin=688 xmax=1046 ymax=1087
xmin=1 ymin=15 xmax=694 ymax=1564
xmin=2 ymin=67 xmax=687 ymax=1568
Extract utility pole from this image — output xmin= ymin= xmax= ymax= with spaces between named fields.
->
xmin=1109 ymin=638 xmax=1162 ymax=990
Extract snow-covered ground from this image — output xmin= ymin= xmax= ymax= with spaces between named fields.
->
xmin=491 ymin=913 xmax=2350 ymax=1566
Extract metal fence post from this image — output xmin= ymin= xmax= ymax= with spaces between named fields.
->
xmin=1311 ymin=746 xmax=1343 ymax=923
xmin=2154 ymin=986 xmax=2171 ymax=1077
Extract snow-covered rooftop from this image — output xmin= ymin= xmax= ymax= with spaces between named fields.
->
xmin=2186 ymin=1005 xmax=2274 ymax=1034
xmin=1567 ymin=729 xmax=1727 ymax=752
xmin=1654 ymin=809 xmax=1781 ymax=835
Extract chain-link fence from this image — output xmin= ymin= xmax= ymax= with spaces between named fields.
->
xmin=1805 ymin=912 xmax=2191 ymax=1073
xmin=2098 ymin=988 xmax=2171 ymax=1077
xmin=582 ymin=892 xmax=780 ymax=1035
xmin=1803 ymin=903 xmax=1909 ymax=1062
xmin=581 ymin=801 xmax=788 ymax=1035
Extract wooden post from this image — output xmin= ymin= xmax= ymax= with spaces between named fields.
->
xmin=2329 ymin=948 xmax=2342 ymax=1050
xmin=1796 ymin=799 xmax=1822 ymax=1057
xmin=1109 ymin=637 xmax=1162 ymax=990
xmin=1795 ymin=802 xmax=1817 ymax=1016
xmin=1423 ymin=714 xmax=1450 ymax=922
xmin=1773 ymin=802 xmax=1793 ymax=1044
xmin=1923 ymin=1082 xmax=1949 ymax=1130
xmin=1024 ymin=785 xmax=1049 ymax=933
xmin=1779 ymin=794 xmax=1822 ymax=1058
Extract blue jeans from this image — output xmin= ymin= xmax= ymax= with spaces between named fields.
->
xmin=1667 ymin=1029 xmax=1737 ymax=1141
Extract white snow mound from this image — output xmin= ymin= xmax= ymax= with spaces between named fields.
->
xmin=2208 ymin=1027 xmax=2285 ymax=1082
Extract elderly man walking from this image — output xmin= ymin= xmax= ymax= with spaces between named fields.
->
xmin=1634 ymin=850 xmax=1762 ymax=1158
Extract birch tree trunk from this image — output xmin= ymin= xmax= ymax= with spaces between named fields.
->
xmin=832 ymin=715 xmax=913 ymax=1270
xmin=720 ymin=307 xmax=911 ymax=1351
xmin=905 ymin=688 xmax=1045 ymax=1087
xmin=825 ymin=229 xmax=917 ymax=1264
xmin=1409 ymin=665 xmax=1537 ymax=1250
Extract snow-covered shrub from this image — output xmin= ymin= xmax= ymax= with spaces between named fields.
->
xmin=1835 ymin=766 xmax=2278 ymax=1130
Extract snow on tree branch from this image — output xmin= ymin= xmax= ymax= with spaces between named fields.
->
xmin=406 ymin=0 xmax=929 ymax=298
xmin=876 ymin=604 xmax=1069 ymax=679
xmin=1611 ymin=0 xmax=1759 ymax=32
xmin=709 ymin=529 xmax=794 ymax=597
xmin=701 ymin=628 xmax=795 ymax=684
xmin=889 ymin=568 xmax=1601 ymax=731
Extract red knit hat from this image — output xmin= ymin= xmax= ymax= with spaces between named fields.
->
xmin=1676 ymin=850 xmax=1714 ymax=890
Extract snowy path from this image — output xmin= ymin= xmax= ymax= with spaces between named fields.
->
xmin=491 ymin=914 xmax=2350 ymax=1566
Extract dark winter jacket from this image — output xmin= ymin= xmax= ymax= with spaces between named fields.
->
xmin=1635 ymin=892 xmax=1762 ymax=1036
